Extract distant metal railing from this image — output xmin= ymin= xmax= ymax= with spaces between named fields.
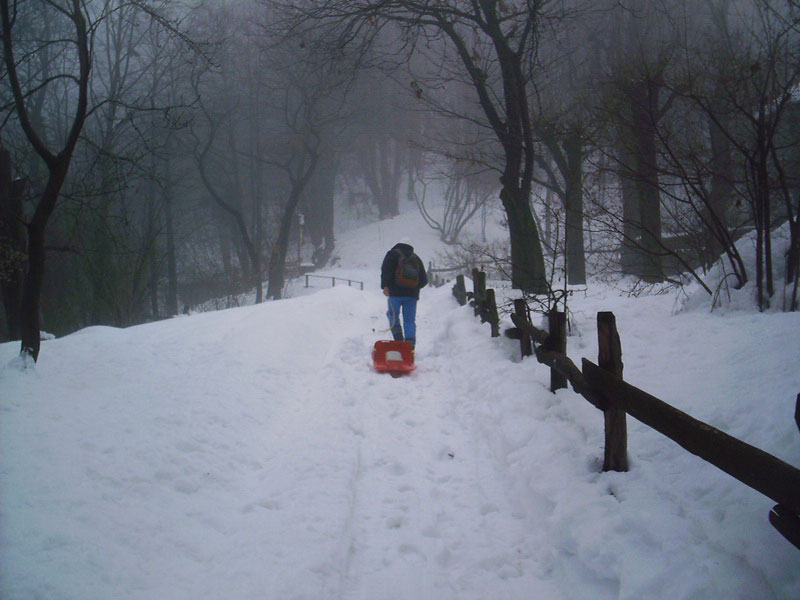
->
xmin=304 ymin=274 xmax=364 ymax=290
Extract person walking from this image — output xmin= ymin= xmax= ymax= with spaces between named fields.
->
xmin=381 ymin=240 xmax=428 ymax=350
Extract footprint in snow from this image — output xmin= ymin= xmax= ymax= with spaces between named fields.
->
xmin=390 ymin=462 xmax=407 ymax=476
xmin=479 ymin=503 xmax=499 ymax=516
xmin=437 ymin=446 xmax=456 ymax=460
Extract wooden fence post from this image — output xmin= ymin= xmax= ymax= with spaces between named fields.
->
xmin=472 ymin=269 xmax=486 ymax=317
xmin=583 ymin=359 xmax=800 ymax=515
xmin=795 ymin=393 xmax=799 ymax=435
xmin=598 ymin=311 xmax=628 ymax=472
xmin=486 ymin=289 xmax=500 ymax=337
xmin=769 ymin=504 xmax=800 ymax=551
xmin=548 ymin=310 xmax=567 ymax=392
xmin=514 ymin=299 xmax=533 ymax=358
xmin=452 ymin=275 xmax=467 ymax=306
xmin=428 ymin=261 xmax=444 ymax=287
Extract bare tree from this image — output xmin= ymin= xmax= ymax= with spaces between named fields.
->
xmin=301 ymin=150 xmax=338 ymax=267
xmin=258 ymin=35 xmax=353 ymax=299
xmin=0 ymin=143 xmax=26 ymax=339
xmin=527 ymin=2 xmax=600 ymax=286
xmin=350 ymin=75 xmax=408 ymax=219
xmin=659 ymin=0 xmax=800 ymax=309
xmin=283 ymin=0 xmax=549 ymax=292
xmin=1 ymin=0 xmax=202 ymax=357
xmin=413 ymin=156 xmax=494 ymax=245
xmin=188 ymin=6 xmax=267 ymax=303
xmin=1 ymin=0 xmax=91 ymax=361
xmin=601 ymin=0 xmax=682 ymax=283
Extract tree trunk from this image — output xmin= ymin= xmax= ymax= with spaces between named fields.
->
xmin=20 ymin=163 xmax=70 ymax=360
xmin=424 ymin=9 xmax=547 ymax=293
xmin=253 ymin=249 xmax=263 ymax=304
xmin=149 ymin=247 xmax=159 ymax=320
xmin=231 ymin=220 xmax=251 ymax=280
xmin=753 ymin=129 xmax=771 ymax=311
xmin=4 ymin=0 xmax=91 ymax=360
xmin=617 ymin=135 xmax=643 ymax=277
xmin=787 ymin=215 xmax=799 ymax=311
xmin=756 ymin=201 xmax=765 ymax=311
xmin=363 ymin=137 xmax=402 ymax=219
xmin=615 ymin=80 xmax=664 ymax=283
xmin=215 ymin=215 xmax=231 ymax=277
xmin=267 ymin=191 xmax=302 ymax=300
xmin=501 ymin=179 xmax=547 ymax=293
xmin=0 ymin=147 xmax=25 ymax=340
xmin=249 ymin=119 xmax=264 ymax=305
xmin=760 ymin=160 xmax=774 ymax=301
xmin=195 ymin=116 xmax=261 ymax=302
xmin=303 ymin=152 xmax=337 ymax=265
xmin=267 ymin=155 xmax=320 ymax=300
xmin=631 ymin=81 xmax=663 ymax=283
xmin=707 ymin=112 xmax=733 ymax=267
xmin=544 ymin=187 xmax=554 ymax=249
xmin=165 ymin=189 xmax=178 ymax=316
xmin=20 ymin=223 xmax=45 ymax=359
xmin=564 ymin=134 xmax=586 ymax=285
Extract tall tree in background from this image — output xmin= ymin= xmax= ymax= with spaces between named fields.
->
xmin=529 ymin=2 xmax=600 ymax=286
xmin=697 ymin=0 xmax=800 ymax=310
xmin=301 ymin=150 xmax=338 ymax=267
xmin=1 ymin=0 xmax=197 ymax=358
xmin=286 ymin=0 xmax=549 ymax=292
xmin=351 ymin=75 xmax=407 ymax=219
xmin=259 ymin=27 xmax=354 ymax=299
xmin=1 ymin=0 xmax=90 ymax=361
xmin=603 ymin=0 xmax=676 ymax=283
xmin=653 ymin=0 xmax=800 ymax=309
xmin=190 ymin=42 xmax=266 ymax=303
xmin=75 ymin=1 xmax=182 ymax=327
xmin=0 ymin=144 xmax=26 ymax=339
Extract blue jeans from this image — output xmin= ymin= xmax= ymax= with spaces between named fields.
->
xmin=387 ymin=296 xmax=417 ymax=341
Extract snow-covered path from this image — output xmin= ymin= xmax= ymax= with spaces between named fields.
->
xmin=0 ymin=283 xmax=565 ymax=599
xmin=233 ymin=284 xmax=567 ymax=599
xmin=3 ymin=208 xmax=800 ymax=599
xmin=319 ymin=293 xmax=563 ymax=599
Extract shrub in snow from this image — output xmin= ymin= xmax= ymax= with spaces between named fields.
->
xmin=681 ymin=223 xmax=796 ymax=313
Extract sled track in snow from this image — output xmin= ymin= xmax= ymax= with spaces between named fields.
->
xmin=315 ymin=328 xmax=560 ymax=599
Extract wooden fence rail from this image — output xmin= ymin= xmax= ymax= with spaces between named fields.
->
xmin=582 ymin=360 xmax=800 ymax=515
xmin=304 ymin=274 xmax=364 ymax=290
xmin=452 ymin=269 xmax=500 ymax=337
xmin=453 ymin=270 xmax=800 ymax=550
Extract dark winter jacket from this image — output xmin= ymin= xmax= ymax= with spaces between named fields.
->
xmin=381 ymin=243 xmax=428 ymax=299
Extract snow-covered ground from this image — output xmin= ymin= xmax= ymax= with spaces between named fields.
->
xmin=2 ymin=204 xmax=800 ymax=599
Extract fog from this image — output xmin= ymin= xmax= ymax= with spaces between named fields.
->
xmin=2 ymin=0 xmax=799 ymax=353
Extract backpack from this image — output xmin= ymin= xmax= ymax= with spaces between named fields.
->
xmin=394 ymin=249 xmax=420 ymax=288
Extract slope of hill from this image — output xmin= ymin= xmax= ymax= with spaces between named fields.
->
xmin=2 ymin=205 xmax=799 ymax=599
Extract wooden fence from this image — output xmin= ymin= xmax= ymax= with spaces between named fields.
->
xmin=427 ymin=262 xmax=453 ymax=288
xmin=452 ymin=270 xmax=800 ymax=551
xmin=427 ymin=261 xmax=484 ymax=288
xmin=304 ymin=274 xmax=364 ymax=290
xmin=452 ymin=270 xmax=500 ymax=337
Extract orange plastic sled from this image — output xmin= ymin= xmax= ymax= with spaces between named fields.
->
xmin=372 ymin=340 xmax=415 ymax=376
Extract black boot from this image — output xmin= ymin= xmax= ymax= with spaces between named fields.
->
xmin=406 ymin=338 xmax=415 ymax=350
xmin=391 ymin=325 xmax=404 ymax=341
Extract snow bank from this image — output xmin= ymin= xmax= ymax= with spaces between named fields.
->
xmin=2 ymin=204 xmax=799 ymax=599
xmin=682 ymin=223 xmax=798 ymax=313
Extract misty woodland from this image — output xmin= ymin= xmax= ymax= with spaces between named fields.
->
xmin=2 ymin=0 xmax=800 ymax=362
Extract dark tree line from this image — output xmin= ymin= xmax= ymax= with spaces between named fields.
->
xmin=2 ymin=0 xmax=799 ymax=362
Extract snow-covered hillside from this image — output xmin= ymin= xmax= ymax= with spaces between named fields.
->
xmin=2 ymin=206 xmax=800 ymax=599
